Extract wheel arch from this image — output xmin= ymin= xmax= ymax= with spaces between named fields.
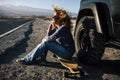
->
xmin=74 ymin=3 xmax=112 ymax=41
xmin=74 ymin=9 xmax=93 ymax=36
xmin=95 ymin=3 xmax=112 ymax=41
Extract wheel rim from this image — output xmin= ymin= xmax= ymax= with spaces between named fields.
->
xmin=78 ymin=28 xmax=90 ymax=56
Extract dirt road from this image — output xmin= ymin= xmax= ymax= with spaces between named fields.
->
xmin=0 ymin=18 xmax=120 ymax=80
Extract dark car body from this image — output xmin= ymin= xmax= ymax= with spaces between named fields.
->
xmin=73 ymin=0 xmax=120 ymax=64
xmin=75 ymin=0 xmax=120 ymax=39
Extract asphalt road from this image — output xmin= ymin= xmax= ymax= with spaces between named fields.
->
xmin=0 ymin=18 xmax=120 ymax=80
xmin=0 ymin=19 xmax=31 ymax=35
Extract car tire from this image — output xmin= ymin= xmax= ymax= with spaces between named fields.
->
xmin=74 ymin=16 xmax=105 ymax=64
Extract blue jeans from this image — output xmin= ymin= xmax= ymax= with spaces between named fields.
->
xmin=23 ymin=40 xmax=73 ymax=62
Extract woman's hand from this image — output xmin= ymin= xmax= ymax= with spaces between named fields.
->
xmin=47 ymin=23 xmax=52 ymax=33
xmin=51 ymin=20 xmax=59 ymax=29
xmin=47 ymin=21 xmax=59 ymax=33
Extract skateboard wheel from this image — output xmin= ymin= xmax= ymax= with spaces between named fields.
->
xmin=63 ymin=72 xmax=69 ymax=78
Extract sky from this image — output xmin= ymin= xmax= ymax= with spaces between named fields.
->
xmin=0 ymin=0 xmax=81 ymax=13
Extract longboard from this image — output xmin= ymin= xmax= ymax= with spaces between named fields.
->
xmin=58 ymin=57 xmax=81 ymax=77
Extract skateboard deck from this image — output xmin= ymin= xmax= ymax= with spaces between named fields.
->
xmin=58 ymin=57 xmax=80 ymax=75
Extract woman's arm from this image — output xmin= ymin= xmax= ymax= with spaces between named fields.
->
xmin=47 ymin=24 xmax=53 ymax=34
xmin=42 ymin=26 xmax=65 ymax=42
xmin=47 ymin=21 xmax=58 ymax=33
xmin=47 ymin=26 xmax=67 ymax=41
xmin=42 ymin=21 xmax=57 ymax=42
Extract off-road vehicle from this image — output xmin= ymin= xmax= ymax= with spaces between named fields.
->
xmin=73 ymin=0 xmax=120 ymax=64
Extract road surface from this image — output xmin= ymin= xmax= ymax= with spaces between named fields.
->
xmin=0 ymin=18 xmax=120 ymax=80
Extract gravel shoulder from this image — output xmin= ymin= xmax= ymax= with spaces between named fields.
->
xmin=0 ymin=18 xmax=120 ymax=80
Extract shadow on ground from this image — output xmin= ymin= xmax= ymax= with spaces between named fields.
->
xmin=99 ymin=60 xmax=120 ymax=75
xmin=31 ymin=58 xmax=120 ymax=79
xmin=20 ymin=58 xmax=119 ymax=79
xmin=75 ymin=59 xmax=120 ymax=80
xmin=0 ymin=23 xmax=33 ymax=64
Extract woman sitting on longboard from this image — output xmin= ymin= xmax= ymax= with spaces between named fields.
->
xmin=16 ymin=6 xmax=75 ymax=65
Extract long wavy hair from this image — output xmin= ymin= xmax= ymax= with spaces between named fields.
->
xmin=53 ymin=7 xmax=72 ymax=29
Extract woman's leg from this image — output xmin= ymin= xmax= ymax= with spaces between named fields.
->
xmin=22 ymin=41 xmax=48 ymax=62
xmin=18 ymin=40 xmax=73 ymax=63
xmin=44 ymin=41 xmax=73 ymax=59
